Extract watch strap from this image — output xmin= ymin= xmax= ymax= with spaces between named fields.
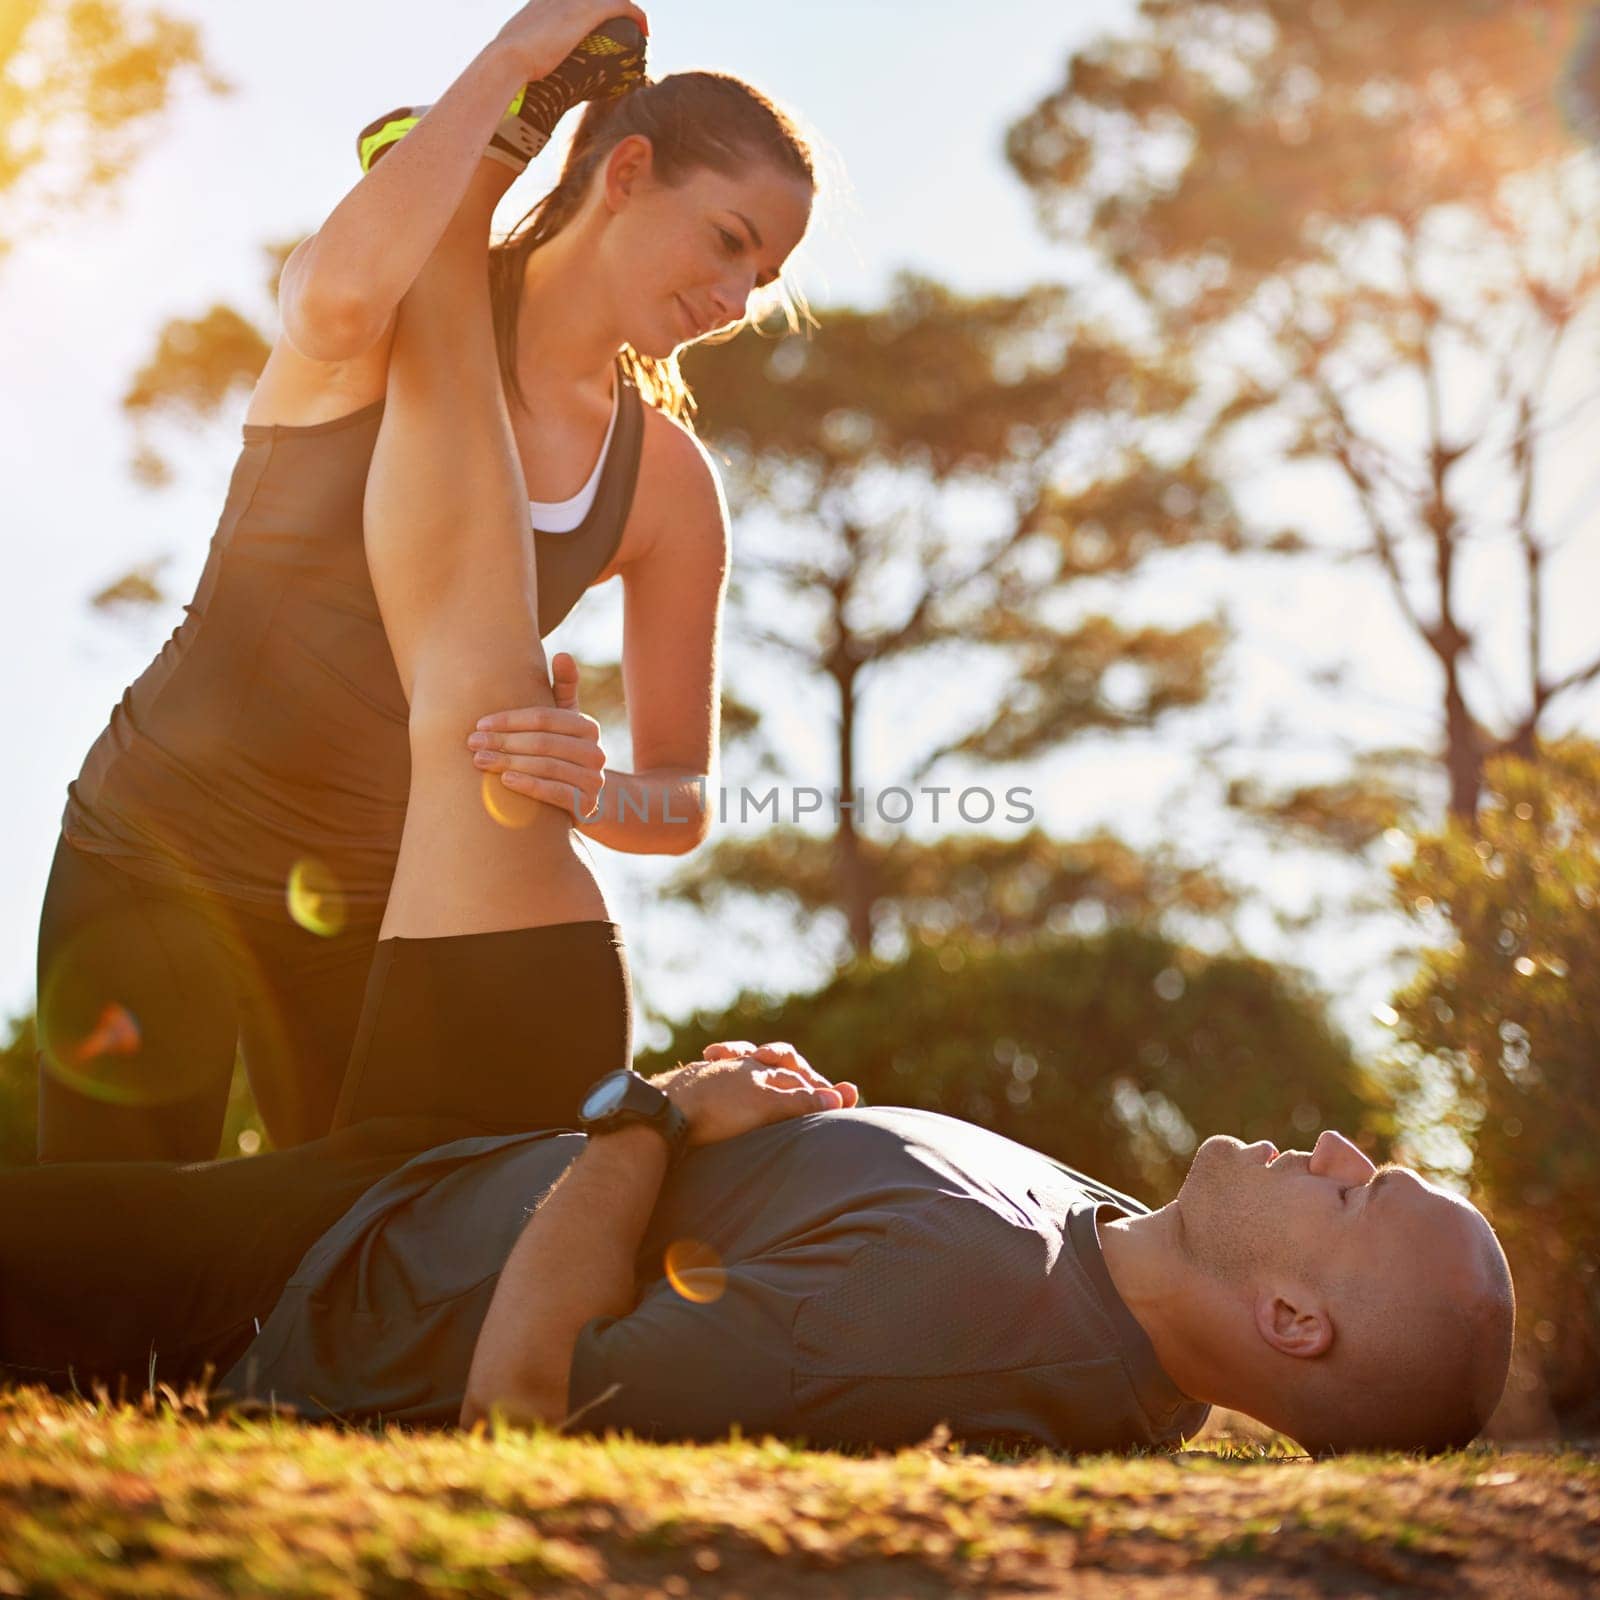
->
xmin=579 ymin=1070 xmax=690 ymax=1162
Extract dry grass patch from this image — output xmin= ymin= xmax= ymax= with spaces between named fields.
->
xmin=1 ymin=1386 xmax=1596 ymax=1597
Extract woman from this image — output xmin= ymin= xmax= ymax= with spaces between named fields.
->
xmin=37 ymin=0 xmax=817 ymax=1161
xmin=1 ymin=11 xmax=823 ymax=1400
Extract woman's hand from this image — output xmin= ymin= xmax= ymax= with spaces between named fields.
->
xmin=469 ymin=652 xmax=607 ymax=820
xmin=651 ymin=1042 xmax=859 ymax=1148
xmin=491 ymin=0 xmax=650 ymax=83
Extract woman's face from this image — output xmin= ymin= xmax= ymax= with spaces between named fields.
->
xmin=595 ymin=137 xmax=814 ymax=359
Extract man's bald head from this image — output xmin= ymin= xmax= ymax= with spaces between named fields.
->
xmin=1282 ymin=1176 xmax=1513 ymax=1452
xmin=1173 ymin=1132 xmax=1515 ymax=1453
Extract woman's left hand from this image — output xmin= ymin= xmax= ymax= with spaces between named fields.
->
xmin=468 ymin=652 xmax=607 ymax=820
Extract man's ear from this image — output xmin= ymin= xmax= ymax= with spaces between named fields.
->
xmin=603 ymin=134 xmax=655 ymax=211
xmin=1253 ymin=1288 xmax=1332 ymax=1359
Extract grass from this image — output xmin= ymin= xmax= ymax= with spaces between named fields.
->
xmin=1 ymin=1386 xmax=1596 ymax=1597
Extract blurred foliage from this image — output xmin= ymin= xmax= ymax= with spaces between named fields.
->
xmin=1388 ymin=739 xmax=1600 ymax=1427
xmin=122 ymin=303 xmax=271 ymax=421
xmin=0 ymin=0 xmax=227 ymax=259
xmin=682 ymin=275 xmax=1243 ymax=951
xmin=666 ymin=827 xmax=1234 ymax=949
xmin=0 ymin=1010 xmax=269 ymax=1170
xmin=88 ymin=556 xmax=166 ymax=609
xmin=1226 ymin=748 xmax=1434 ymax=854
xmin=641 ymin=925 xmax=1378 ymax=1206
xmin=1010 ymin=0 xmax=1600 ymax=820
xmin=697 ymin=274 xmax=1195 ymax=481
xmin=118 ymin=244 xmax=286 ymax=485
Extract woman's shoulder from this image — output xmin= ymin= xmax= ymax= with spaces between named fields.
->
xmin=621 ymin=403 xmax=730 ymax=574
xmin=636 ymin=403 xmax=726 ymax=513
xmin=636 ymin=399 xmax=717 ymax=474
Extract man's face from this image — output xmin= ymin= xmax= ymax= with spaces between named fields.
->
xmin=1173 ymin=1129 xmax=1483 ymax=1310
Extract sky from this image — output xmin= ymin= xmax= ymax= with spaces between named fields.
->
xmin=2 ymin=0 xmax=1598 ymax=1053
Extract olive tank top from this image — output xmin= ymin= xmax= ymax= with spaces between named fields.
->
xmin=62 ymin=373 xmax=645 ymax=914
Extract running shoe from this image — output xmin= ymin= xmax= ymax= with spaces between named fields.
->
xmin=356 ymin=18 xmax=647 ymax=175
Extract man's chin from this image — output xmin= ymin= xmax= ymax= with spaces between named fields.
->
xmin=1190 ymin=1132 xmax=1246 ymax=1170
xmin=1177 ymin=1133 xmax=1272 ymax=1199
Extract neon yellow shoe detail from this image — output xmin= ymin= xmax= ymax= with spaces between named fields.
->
xmin=355 ymin=19 xmax=646 ymax=178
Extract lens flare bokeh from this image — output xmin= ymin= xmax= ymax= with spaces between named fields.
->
xmin=69 ymin=1001 xmax=141 ymax=1065
xmin=38 ymin=962 xmax=159 ymax=1106
xmin=480 ymin=771 xmax=539 ymax=829
xmin=286 ymin=857 xmax=348 ymax=937
xmin=35 ymin=900 xmax=275 ymax=1108
xmin=36 ymin=923 xmax=178 ymax=1105
xmin=663 ymin=1237 xmax=727 ymax=1305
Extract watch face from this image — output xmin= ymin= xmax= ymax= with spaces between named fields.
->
xmin=582 ymin=1071 xmax=633 ymax=1120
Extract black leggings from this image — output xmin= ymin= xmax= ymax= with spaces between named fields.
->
xmin=0 ymin=1114 xmax=469 ymax=1399
xmin=6 ymin=918 xmax=633 ymax=1397
xmin=36 ymin=838 xmax=381 ymax=1162
xmin=330 ymin=921 xmax=633 ymax=1134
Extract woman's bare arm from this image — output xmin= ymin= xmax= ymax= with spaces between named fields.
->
xmin=282 ymin=0 xmax=647 ymax=363
xmin=468 ymin=419 xmax=730 ymax=852
xmin=581 ymin=421 xmax=729 ymax=854
xmin=280 ymin=42 xmax=530 ymax=363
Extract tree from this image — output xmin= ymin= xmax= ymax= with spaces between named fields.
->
xmin=668 ymin=827 xmax=1234 ymax=950
xmin=639 ymin=925 xmax=1378 ymax=1205
xmin=1009 ymin=0 xmax=1600 ymax=824
xmin=0 ymin=0 xmax=227 ymax=261
xmin=676 ymin=274 xmax=1245 ymax=956
xmin=1388 ymin=739 xmax=1600 ymax=1427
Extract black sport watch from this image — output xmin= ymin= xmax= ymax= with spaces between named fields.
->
xmin=578 ymin=1069 xmax=690 ymax=1163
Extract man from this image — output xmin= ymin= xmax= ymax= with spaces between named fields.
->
xmin=199 ymin=1044 xmax=1510 ymax=1457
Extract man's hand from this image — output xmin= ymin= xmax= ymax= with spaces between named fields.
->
xmin=650 ymin=1041 xmax=859 ymax=1148
xmin=468 ymin=652 xmax=607 ymax=820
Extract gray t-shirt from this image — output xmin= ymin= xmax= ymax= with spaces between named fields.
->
xmin=221 ymin=1107 xmax=1208 ymax=1451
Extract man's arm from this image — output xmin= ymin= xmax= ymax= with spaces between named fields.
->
xmin=459 ymin=1046 xmax=857 ymax=1431
xmin=460 ymin=1125 xmax=667 ymax=1429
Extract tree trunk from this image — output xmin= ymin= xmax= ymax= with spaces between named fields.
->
xmin=1442 ymin=657 xmax=1483 ymax=821
xmin=833 ymin=659 xmax=875 ymax=956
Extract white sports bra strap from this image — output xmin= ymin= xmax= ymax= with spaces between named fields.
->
xmin=528 ymin=378 xmax=621 ymax=535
